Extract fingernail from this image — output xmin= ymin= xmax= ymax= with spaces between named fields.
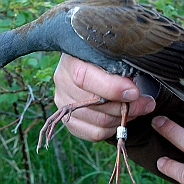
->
xmin=152 ymin=116 xmax=168 ymax=128
xmin=157 ymin=157 xmax=169 ymax=169
xmin=122 ymin=89 xmax=138 ymax=101
xmin=143 ymin=96 xmax=155 ymax=114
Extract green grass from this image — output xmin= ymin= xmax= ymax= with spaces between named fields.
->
xmin=0 ymin=124 xmax=170 ymax=184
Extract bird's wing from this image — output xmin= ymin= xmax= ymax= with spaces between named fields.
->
xmin=70 ymin=4 xmax=184 ymax=81
xmin=155 ymin=78 xmax=184 ymax=101
xmin=122 ymin=39 xmax=184 ymax=80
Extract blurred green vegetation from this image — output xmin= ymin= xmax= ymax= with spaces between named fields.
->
xmin=0 ymin=0 xmax=183 ymax=183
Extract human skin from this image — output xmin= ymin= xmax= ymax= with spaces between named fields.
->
xmin=54 ymin=54 xmax=184 ymax=182
xmin=53 ymin=53 xmax=156 ymax=141
xmin=152 ymin=116 xmax=184 ymax=184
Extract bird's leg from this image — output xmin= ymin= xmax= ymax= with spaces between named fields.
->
xmin=36 ymin=97 xmax=107 ymax=153
xmin=109 ymin=102 xmax=136 ymax=184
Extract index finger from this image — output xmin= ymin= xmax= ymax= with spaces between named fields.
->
xmin=61 ymin=53 xmax=140 ymax=102
xmin=152 ymin=116 xmax=184 ymax=152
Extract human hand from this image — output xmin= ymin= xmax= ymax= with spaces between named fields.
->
xmin=54 ymin=53 xmax=156 ymax=142
xmin=152 ymin=116 xmax=184 ymax=184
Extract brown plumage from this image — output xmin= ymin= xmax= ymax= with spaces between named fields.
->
xmin=70 ymin=0 xmax=184 ymax=91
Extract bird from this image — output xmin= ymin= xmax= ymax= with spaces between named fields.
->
xmin=0 ymin=0 xmax=184 ymax=183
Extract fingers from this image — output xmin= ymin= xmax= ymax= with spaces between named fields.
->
xmin=53 ymin=53 xmax=156 ymax=142
xmin=152 ymin=116 xmax=184 ymax=183
xmin=64 ymin=116 xmax=117 ymax=142
xmin=57 ymin=78 xmax=155 ymax=126
xmin=152 ymin=116 xmax=184 ymax=151
xmin=61 ymin=94 xmax=155 ymax=142
xmin=59 ymin=53 xmax=140 ymax=102
xmin=54 ymin=53 xmax=155 ymax=116
xmin=68 ymin=95 xmax=155 ymax=123
xmin=128 ymin=95 xmax=155 ymax=118
xmin=157 ymin=157 xmax=184 ymax=184
xmin=64 ymin=95 xmax=155 ymax=141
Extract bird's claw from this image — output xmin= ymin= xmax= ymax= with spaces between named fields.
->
xmin=36 ymin=104 xmax=74 ymax=153
xmin=36 ymin=97 xmax=107 ymax=153
xmin=109 ymin=136 xmax=136 ymax=184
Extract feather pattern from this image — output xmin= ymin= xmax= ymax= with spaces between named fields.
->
xmin=1 ymin=0 xmax=184 ymax=100
xmin=71 ymin=0 xmax=184 ymax=82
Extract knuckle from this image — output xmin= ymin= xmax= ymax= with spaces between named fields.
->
xmin=95 ymin=111 xmax=120 ymax=128
xmin=72 ymin=64 xmax=87 ymax=89
xmin=107 ymin=102 xmax=121 ymax=116
xmin=54 ymin=95 xmax=57 ymax=105
xmin=104 ymin=82 xmax=116 ymax=100
xmin=54 ymin=94 xmax=59 ymax=108
xmin=103 ymin=77 xmax=127 ymax=101
xmin=53 ymin=70 xmax=59 ymax=84
xmin=95 ymin=112 xmax=114 ymax=128
xmin=54 ymin=89 xmax=64 ymax=109
xmin=164 ymin=123 xmax=176 ymax=138
xmin=129 ymin=101 xmax=139 ymax=117
xmin=90 ymin=128 xmax=107 ymax=142
xmin=162 ymin=159 xmax=174 ymax=173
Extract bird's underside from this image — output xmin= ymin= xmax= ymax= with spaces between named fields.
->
xmin=1 ymin=0 xmax=184 ymax=183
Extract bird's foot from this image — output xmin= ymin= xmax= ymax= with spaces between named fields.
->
xmin=36 ymin=97 xmax=107 ymax=153
xmin=109 ymin=103 xmax=136 ymax=184
xmin=109 ymin=138 xmax=136 ymax=184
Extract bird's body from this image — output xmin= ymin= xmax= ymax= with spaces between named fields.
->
xmin=1 ymin=0 xmax=184 ymax=100
xmin=0 ymin=0 xmax=140 ymax=77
